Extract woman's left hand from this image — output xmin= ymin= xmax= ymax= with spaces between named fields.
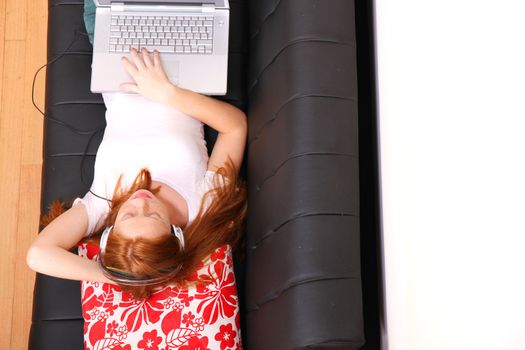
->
xmin=119 ymin=48 xmax=176 ymax=104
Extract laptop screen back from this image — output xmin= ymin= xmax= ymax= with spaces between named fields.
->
xmin=97 ymin=0 xmax=217 ymax=5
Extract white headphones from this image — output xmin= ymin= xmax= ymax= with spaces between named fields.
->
xmin=98 ymin=224 xmax=185 ymax=286
xmin=99 ymin=224 xmax=185 ymax=254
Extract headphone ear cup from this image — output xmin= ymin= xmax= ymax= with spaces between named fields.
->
xmin=99 ymin=225 xmax=113 ymax=255
xmin=172 ymin=225 xmax=185 ymax=249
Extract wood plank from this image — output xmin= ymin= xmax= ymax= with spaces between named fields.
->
xmin=0 ymin=0 xmax=7 ymax=108
xmin=0 ymin=40 xmax=25 ymax=350
xmin=17 ymin=0 xmax=47 ymax=345
xmin=21 ymin=0 xmax=45 ymax=164
xmin=0 ymin=297 xmax=14 ymax=350
xmin=5 ymin=0 xmax=27 ymax=41
xmin=11 ymin=164 xmax=40 ymax=350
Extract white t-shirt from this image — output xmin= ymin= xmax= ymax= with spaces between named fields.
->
xmin=73 ymin=92 xmax=216 ymax=236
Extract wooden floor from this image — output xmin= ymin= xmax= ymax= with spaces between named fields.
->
xmin=0 ymin=0 xmax=47 ymax=348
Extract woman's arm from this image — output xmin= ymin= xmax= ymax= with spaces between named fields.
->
xmin=26 ymin=203 xmax=116 ymax=285
xmin=119 ymin=48 xmax=247 ymax=172
xmin=163 ymin=85 xmax=247 ymax=172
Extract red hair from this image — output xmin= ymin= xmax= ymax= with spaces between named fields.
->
xmin=43 ymin=160 xmax=247 ymax=300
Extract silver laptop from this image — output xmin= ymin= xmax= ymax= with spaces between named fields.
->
xmin=91 ymin=0 xmax=229 ymax=95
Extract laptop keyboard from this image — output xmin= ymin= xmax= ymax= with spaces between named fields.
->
xmin=109 ymin=15 xmax=214 ymax=54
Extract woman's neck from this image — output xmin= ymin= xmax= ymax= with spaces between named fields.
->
xmin=152 ymin=181 xmax=189 ymax=229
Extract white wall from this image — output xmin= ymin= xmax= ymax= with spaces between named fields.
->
xmin=374 ymin=1 xmax=525 ymax=349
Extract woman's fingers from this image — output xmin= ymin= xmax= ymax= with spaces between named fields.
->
xmin=129 ymin=48 xmax=146 ymax=70
xmin=119 ymin=82 xmax=139 ymax=93
xmin=153 ymin=50 xmax=162 ymax=68
xmin=120 ymin=56 xmax=139 ymax=77
xmin=140 ymin=47 xmax=154 ymax=69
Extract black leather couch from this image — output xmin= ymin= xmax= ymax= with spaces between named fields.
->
xmin=29 ymin=0 xmax=382 ymax=349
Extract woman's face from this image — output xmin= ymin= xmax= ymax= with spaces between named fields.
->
xmin=114 ymin=189 xmax=172 ymax=239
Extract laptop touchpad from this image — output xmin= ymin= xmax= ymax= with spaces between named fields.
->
xmin=163 ymin=60 xmax=180 ymax=87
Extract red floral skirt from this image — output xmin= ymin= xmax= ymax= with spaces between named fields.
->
xmin=78 ymin=243 xmax=242 ymax=350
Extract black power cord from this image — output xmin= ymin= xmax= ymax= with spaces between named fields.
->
xmin=31 ymin=28 xmax=111 ymax=203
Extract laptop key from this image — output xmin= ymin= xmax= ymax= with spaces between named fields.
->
xmin=140 ymin=45 xmax=175 ymax=53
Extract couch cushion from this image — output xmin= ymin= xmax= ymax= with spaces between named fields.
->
xmin=30 ymin=0 xmax=248 ymax=348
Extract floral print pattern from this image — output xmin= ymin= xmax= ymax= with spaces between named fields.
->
xmin=78 ymin=243 xmax=242 ymax=350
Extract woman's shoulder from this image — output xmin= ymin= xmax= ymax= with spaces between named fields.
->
xmin=73 ymin=191 xmax=111 ymax=235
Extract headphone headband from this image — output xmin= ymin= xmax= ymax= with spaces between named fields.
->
xmin=98 ymin=224 xmax=184 ymax=286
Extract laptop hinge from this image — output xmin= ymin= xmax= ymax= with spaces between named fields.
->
xmin=201 ymin=4 xmax=215 ymax=13
xmin=111 ymin=2 xmax=125 ymax=11
xmin=111 ymin=2 xmax=216 ymax=13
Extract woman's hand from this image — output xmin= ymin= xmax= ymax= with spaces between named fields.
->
xmin=119 ymin=48 xmax=177 ymax=104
